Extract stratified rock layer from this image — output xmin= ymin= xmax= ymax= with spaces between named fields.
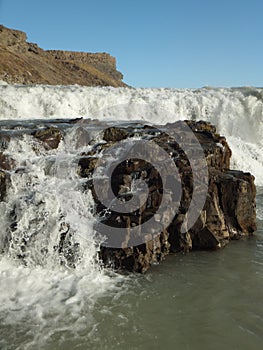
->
xmin=0 ymin=25 xmax=126 ymax=86
xmin=0 ymin=119 xmax=257 ymax=272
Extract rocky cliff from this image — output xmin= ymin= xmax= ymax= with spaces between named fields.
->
xmin=82 ymin=121 xmax=257 ymax=272
xmin=0 ymin=25 xmax=126 ymax=87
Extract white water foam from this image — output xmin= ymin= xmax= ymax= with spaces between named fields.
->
xmin=0 ymin=131 xmax=127 ymax=349
xmin=0 ymin=83 xmax=262 ymax=348
xmin=0 ymin=84 xmax=262 ymax=185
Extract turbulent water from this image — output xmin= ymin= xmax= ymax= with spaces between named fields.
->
xmin=0 ymin=83 xmax=263 ymax=350
xmin=1 ymin=83 xmax=263 ymax=185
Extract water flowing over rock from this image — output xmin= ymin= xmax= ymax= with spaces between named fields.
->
xmin=0 ymin=119 xmax=257 ymax=272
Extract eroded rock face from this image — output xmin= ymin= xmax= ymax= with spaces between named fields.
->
xmin=0 ymin=119 xmax=257 ymax=272
xmin=77 ymin=121 xmax=257 ymax=272
xmin=46 ymin=51 xmax=124 ymax=82
xmin=0 ymin=25 xmax=126 ymax=86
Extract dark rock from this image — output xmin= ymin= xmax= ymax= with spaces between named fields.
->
xmin=217 ymin=170 xmax=257 ymax=237
xmin=78 ymin=156 xmax=98 ymax=178
xmin=103 ymin=127 xmax=129 ymax=142
xmin=34 ymin=127 xmax=62 ymax=149
xmin=53 ymin=222 xmax=80 ymax=268
xmin=77 ymin=121 xmax=256 ymax=272
xmin=0 ymin=170 xmax=9 ymax=201
xmin=0 ymin=152 xmax=16 ymax=171
xmin=0 ymin=119 xmax=257 ymax=272
xmin=0 ymin=134 xmax=11 ymax=151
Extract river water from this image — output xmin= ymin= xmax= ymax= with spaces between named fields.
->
xmin=0 ymin=188 xmax=262 ymax=350
xmin=52 ymin=189 xmax=263 ymax=350
xmin=0 ymin=85 xmax=263 ymax=349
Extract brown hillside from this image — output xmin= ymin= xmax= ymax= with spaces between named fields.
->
xmin=0 ymin=25 xmax=126 ymax=87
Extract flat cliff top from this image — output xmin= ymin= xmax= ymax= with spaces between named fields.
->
xmin=0 ymin=25 xmax=126 ymax=87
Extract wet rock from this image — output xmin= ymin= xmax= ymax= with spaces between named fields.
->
xmin=103 ymin=126 xmax=129 ymax=142
xmin=217 ymin=170 xmax=257 ymax=237
xmin=0 ymin=134 xmax=11 ymax=151
xmin=0 ymin=119 xmax=257 ymax=272
xmin=0 ymin=170 xmax=9 ymax=201
xmin=78 ymin=121 xmax=256 ymax=272
xmin=34 ymin=127 xmax=62 ymax=149
xmin=0 ymin=152 xmax=16 ymax=171
xmin=78 ymin=156 xmax=98 ymax=178
xmin=99 ymin=230 xmax=170 ymax=273
xmin=53 ymin=222 xmax=81 ymax=268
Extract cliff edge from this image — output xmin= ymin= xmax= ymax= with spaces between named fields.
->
xmin=0 ymin=25 xmax=126 ymax=87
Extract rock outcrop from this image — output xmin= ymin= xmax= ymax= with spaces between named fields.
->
xmin=0 ymin=25 xmax=126 ymax=86
xmin=47 ymin=51 xmax=123 ymax=82
xmin=0 ymin=119 xmax=257 ymax=272
xmin=80 ymin=121 xmax=256 ymax=272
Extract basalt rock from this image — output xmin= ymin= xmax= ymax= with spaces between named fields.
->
xmin=34 ymin=127 xmax=63 ymax=149
xmin=0 ymin=170 xmax=9 ymax=201
xmin=77 ymin=120 xmax=256 ymax=272
xmin=0 ymin=119 xmax=257 ymax=272
xmin=0 ymin=152 xmax=15 ymax=171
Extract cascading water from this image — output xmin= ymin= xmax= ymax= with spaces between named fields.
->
xmin=0 ymin=125 xmax=127 ymax=350
xmin=0 ymin=83 xmax=263 ymax=350
xmin=1 ymin=83 xmax=262 ymax=184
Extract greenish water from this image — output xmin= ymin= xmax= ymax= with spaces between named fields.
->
xmin=91 ymin=237 xmax=263 ymax=350
xmin=46 ymin=189 xmax=263 ymax=350
xmin=1 ymin=189 xmax=263 ymax=350
xmin=1 ymin=87 xmax=263 ymax=350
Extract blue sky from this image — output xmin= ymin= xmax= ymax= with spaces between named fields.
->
xmin=0 ymin=0 xmax=262 ymax=88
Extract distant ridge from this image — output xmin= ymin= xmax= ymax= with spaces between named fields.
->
xmin=0 ymin=25 xmax=127 ymax=87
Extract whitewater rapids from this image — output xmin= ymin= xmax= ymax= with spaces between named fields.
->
xmin=0 ymin=82 xmax=262 ymax=185
xmin=0 ymin=82 xmax=263 ymax=349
